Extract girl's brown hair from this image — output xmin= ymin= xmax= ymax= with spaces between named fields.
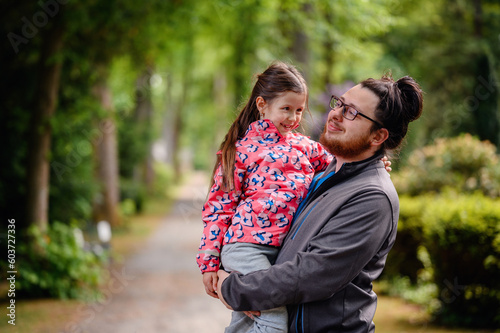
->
xmin=211 ymin=61 xmax=308 ymax=191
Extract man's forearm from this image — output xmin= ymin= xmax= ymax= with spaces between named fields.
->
xmin=220 ymin=260 xmax=299 ymax=311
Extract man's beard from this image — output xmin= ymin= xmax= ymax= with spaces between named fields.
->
xmin=319 ymin=125 xmax=372 ymax=159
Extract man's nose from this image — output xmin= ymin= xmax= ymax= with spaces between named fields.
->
xmin=329 ymin=106 xmax=343 ymax=121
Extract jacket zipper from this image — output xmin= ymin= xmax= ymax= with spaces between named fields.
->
xmin=295 ymin=303 xmax=304 ymax=333
xmin=291 ymin=199 xmax=322 ymax=240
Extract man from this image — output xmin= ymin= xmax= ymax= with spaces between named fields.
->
xmin=216 ymin=75 xmax=424 ymax=332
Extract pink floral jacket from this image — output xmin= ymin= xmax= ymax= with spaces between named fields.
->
xmin=197 ymin=119 xmax=333 ymax=273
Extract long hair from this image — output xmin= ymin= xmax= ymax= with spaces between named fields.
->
xmin=211 ymin=61 xmax=308 ymax=191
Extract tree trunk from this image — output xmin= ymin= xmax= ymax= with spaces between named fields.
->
xmin=322 ymin=11 xmax=335 ymax=89
xmin=92 ymin=69 xmax=121 ymax=227
xmin=213 ymin=71 xmax=229 ymax=146
xmin=162 ymin=73 xmax=175 ymax=166
xmin=172 ymin=73 xmax=189 ymax=179
xmin=470 ymin=0 xmax=499 ymax=146
xmin=290 ymin=3 xmax=312 ymax=82
xmin=26 ymin=21 xmax=64 ymax=231
xmin=133 ymin=66 xmax=155 ymax=194
xmin=160 ymin=71 xmax=183 ymax=181
xmin=166 ymin=54 xmax=192 ymax=180
xmin=472 ymin=0 xmax=483 ymax=38
xmin=290 ymin=4 xmax=312 ymax=135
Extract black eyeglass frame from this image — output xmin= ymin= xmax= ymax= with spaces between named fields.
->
xmin=329 ymin=95 xmax=384 ymax=128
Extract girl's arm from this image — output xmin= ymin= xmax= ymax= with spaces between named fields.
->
xmin=196 ymin=162 xmax=244 ymax=275
xmin=305 ymin=138 xmax=334 ymax=173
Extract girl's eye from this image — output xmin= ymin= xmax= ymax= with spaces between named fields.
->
xmin=283 ymin=107 xmax=290 ymax=110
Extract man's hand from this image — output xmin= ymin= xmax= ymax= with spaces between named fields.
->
xmin=216 ymin=270 xmax=233 ymax=310
xmin=202 ymin=272 xmax=219 ymax=298
xmin=216 ymin=270 xmax=261 ymax=318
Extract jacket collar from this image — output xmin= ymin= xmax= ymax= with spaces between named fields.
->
xmin=306 ymin=152 xmax=385 ymax=204
xmin=324 ymin=151 xmax=385 ymax=178
xmin=242 ymin=119 xmax=287 ymax=144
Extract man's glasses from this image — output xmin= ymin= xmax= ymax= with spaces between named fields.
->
xmin=329 ymin=95 xmax=384 ymax=128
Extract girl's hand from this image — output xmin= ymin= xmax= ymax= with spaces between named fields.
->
xmin=381 ymin=156 xmax=392 ymax=173
xmin=244 ymin=310 xmax=261 ymax=319
xmin=202 ymin=271 xmax=219 ymax=298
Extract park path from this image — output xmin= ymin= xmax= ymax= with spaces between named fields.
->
xmin=68 ymin=172 xmax=231 ymax=333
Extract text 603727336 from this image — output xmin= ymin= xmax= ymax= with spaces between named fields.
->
xmin=7 ymin=219 xmax=16 ymax=326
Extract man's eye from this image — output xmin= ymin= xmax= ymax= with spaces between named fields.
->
xmin=347 ymin=107 xmax=357 ymax=117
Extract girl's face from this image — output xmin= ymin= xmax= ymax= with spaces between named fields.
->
xmin=256 ymin=91 xmax=306 ymax=136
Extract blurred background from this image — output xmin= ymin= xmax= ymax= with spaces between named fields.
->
xmin=1 ymin=0 xmax=500 ymax=331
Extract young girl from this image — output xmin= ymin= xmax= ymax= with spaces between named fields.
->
xmin=196 ymin=61 xmax=333 ymax=333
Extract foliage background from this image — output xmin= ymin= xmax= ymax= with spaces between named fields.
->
xmin=1 ymin=0 xmax=499 ymax=328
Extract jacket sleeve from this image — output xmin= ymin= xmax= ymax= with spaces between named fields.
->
xmin=307 ymin=138 xmax=333 ymax=173
xmin=220 ymin=189 xmax=394 ymax=310
xmin=196 ymin=161 xmax=244 ymax=273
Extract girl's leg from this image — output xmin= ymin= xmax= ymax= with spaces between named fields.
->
xmin=221 ymin=243 xmax=287 ymax=333
xmin=252 ymin=307 xmax=288 ymax=333
xmin=224 ymin=311 xmax=254 ymax=333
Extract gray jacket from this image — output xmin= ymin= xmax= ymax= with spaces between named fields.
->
xmin=220 ymin=153 xmax=399 ymax=332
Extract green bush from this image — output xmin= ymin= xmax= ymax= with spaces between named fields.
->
xmin=17 ymin=222 xmax=107 ymax=300
xmin=421 ymin=192 xmax=500 ymax=328
xmin=384 ymin=135 xmax=500 ymax=328
xmin=393 ymin=134 xmax=500 ymax=197
xmin=387 ymin=192 xmax=500 ymax=327
xmin=383 ymin=193 xmax=500 ymax=327
xmin=382 ymin=196 xmax=429 ymax=283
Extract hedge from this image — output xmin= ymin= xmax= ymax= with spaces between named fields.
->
xmin=392 ymin=134 xmax=500 ymax=198
xmin=384 ymin=192 xmax=500 ymax=328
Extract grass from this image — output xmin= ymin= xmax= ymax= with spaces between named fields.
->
xmin=1 ymin=298 xmax=83 ymax=333
xmin=374 ymin=294 xmax=496 ymax=333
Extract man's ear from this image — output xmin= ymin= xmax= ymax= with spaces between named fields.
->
xmin=370 ymin=128 xmax=389 ymax=147
xmin=256 ymin=96 xmax=266 ymax=112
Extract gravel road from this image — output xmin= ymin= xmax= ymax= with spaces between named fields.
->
xmin=67 ymin=172 xmax=231 ymax=333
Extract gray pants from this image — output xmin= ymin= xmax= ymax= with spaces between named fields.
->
xmin=221 ymin=243 xmax=288 ymax=333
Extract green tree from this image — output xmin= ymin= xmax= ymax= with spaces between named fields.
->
xmin=380 ymin=0 xmax=500 ymax=150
